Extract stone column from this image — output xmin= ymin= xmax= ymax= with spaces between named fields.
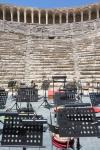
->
xmin=81 ymin=10 xmax=83 ymax=22
xmin=53 ymin=13 xmax=55 ymax=24
xmin=3 ymin=7 xmax=5 ymax=20
xmin=66 ymin=11 xmax=68 ymax=23
xmin=39 ymin=10 xmax=41 ymax=24
xmin=24 ymin=9 xmax=26 ymax=23
xmin=31 ymin=9 xmax=34 ymax=23
xmin=73 ymin=12 xmax=75 ymax=22
xmin=97 ymin=7 xmax=99 ymax=19
xmin=11 ymin=8 xmax=13 ymax=22
xmin=59 ymin=13 xmax=62 ymax=24
xmin=89 ymin=8 xmax=91 ymax=20
xmin=17 ymin=8 xmax=20 ymax=22
xmin=46 ymin=10 xmax=48 ymax=24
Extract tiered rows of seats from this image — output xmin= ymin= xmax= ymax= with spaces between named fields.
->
xmin=0 ymin=19 xmax=100 ymax=87
xmin=0 ymin=32 xmax=26 ymax=87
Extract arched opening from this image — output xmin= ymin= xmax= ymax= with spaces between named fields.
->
xmin=62 ymin=13 xmax=66 ymax=23
xmin=41 ymin=10 xmax=46 ymax=24
xmin=75 ymin=11 xmax=81 ymax=22
xmin=91 ymin=8 xmax=97 ymax=20
xmin=68 ymin=12 xmax=73 ymax=23
xmin=5 ymin=7 xmax=11 ymax=21
xmin=13 ymin=8 xmax=17 ymax=22
xmin=0 ymin=8 xmax=3 ymax=20
xmin=83 ymin=10 xmax=89 ymax=21
xmin=34 ymin=11 xmax=39 ymax=23
xmin=48 ymin=11 xmax=53 ymax=24
xmin=26 ymin=10 xmax=31 ymax=23
xmin=55 ymin=13 xmax=60 ymax=24
xmin=20 ymin=9 xmax=24 ymax=22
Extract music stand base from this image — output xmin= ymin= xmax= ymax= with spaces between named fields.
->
xmin=76 ymin=138 xmax=81 ymax=150
xmin=8 ymin=102 xmax=20 ymax=111
xmin=39 ymin=98 xmax=51 ymax=109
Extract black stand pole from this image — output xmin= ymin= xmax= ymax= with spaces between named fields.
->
xmin=8 ymin=100 xmax=19 ymax=111
xmin=39 ymin=89 xmax=50 ymax=109
xmin=76 ymin=138 xmax=81 ymax=150
xmin=23 ymin=147 xmax=26 ymax=150
xmin=11 ymin=86 xmax=13 ymax=98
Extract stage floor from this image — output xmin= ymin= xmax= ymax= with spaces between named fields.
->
xmin=0 ymin=91 xmax=100 ymax=150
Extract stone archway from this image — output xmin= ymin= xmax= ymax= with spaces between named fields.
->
xmin=62 ymin=13 xmax=66 ymax=23
xmin=91 ymin=8 xmax=97 ymax=20
xmin=75 ymin=11 xmax=81 ymax=22
xmin=48 ymin=11 xmax=53 ymax=24
xmin=83 ymin=10 xmax=89 ymax=21
xmin=5 ymin=7 xmax=11 ymax=21
xmin=26 ymin=9 xmax=31 ymax=23
xmin=20 ymin=9 xmax=24 ymax=22
xmin=68 ymin=12 xmax=73 ymax=23
xmin=55 ymin=13 xmax=60 ymax=24
xmin=0 ymin=7 xmax=3 ymax=20
xmin=41 ymin=10 xmax=46 ymax=24
xmin=34 ymin=10 xmax=39 ymax=23
xmin=13 ymin=8 xmax=17 ymax=22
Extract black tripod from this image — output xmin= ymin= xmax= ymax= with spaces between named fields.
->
xmin=39 ymin=88 xmax=51 ymax=108
xmin=11 ymin=101 xmax=19 ymax=110
xmin=7 ymin=98 xmax=20 ymax=111
xmin=39 ymin=80 xmax=51 ymax=109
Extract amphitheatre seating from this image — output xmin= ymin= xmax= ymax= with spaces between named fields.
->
xmin=0 ymin=4 xmax=100 ymax=87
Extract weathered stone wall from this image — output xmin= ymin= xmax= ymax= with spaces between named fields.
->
xmin=0 ymin=17 xmax=100 ymax=87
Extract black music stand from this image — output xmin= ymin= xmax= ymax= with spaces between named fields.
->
xmin=52 ymin=75 xmax=67 ymax=100
xmin=54 ymin=90 xmax=77 ymax=106
xmin=17 ymin=87 xmax=38 ymax=102
xmin=0 ymin=89 xmax=8 ymax=109
xmin=1 ymin=113 xmax=47 ymax=150
xmin=89 ymin=92 xmax=100 ymax=106
xmin=57 ymin=107 xmax=100 ymax=137
xmin=15 ymin=87 xmax=38 ymax=112
xmin=49 ymin=106 xmax=100 ymax=150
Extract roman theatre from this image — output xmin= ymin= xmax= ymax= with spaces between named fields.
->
xmin=0 ymin=3 xmax=100 ymax=88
